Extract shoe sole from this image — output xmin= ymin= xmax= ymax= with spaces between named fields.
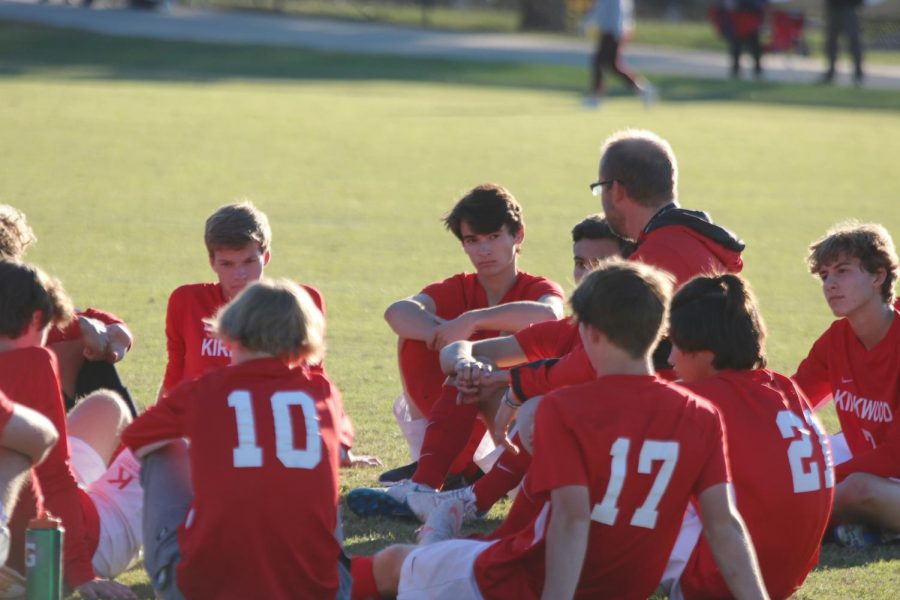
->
xmin=346 ymin=488 xmax=414 ymax=519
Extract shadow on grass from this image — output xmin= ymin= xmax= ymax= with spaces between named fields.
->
xmin=817 ymin=542 xmax=900 ymax=570
xmin=2 ymin=20 xmax=899 ymax=111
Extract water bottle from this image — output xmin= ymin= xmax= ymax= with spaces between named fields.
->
xmin=25 ymin=514 xmax=63 ymax=600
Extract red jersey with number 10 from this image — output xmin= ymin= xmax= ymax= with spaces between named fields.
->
xmin=474 ymin=375 xmax=730 ymax=600
xmin=679 ymin=369 xmax=833 ymax=600
xmin=123 ymin=357 xmax=342 ymax=600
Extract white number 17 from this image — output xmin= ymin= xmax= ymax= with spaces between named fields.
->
xmin=591 ymin=438 xmax=680 ymax=530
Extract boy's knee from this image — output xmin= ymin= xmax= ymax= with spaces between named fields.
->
xmin=837 ymin=473 xmax=880 ymax=512
xmin=78 ymin=389 xmax=132 ymax=429
xmin=373 ymin=544 xmax=414 ymax=596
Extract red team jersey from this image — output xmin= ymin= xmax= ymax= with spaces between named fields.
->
xmin=473 ymin=375 xmax=731 ymax=600
xmin=123 ymin=357 xmax=342 ymax=600
xmin=793 ymin=306 xmax=900 ymax=480
xmin=513 ymin=318 xmax=580 ymax=363
xmin=398 ymin=272 xmax=564 ymax=416
xmin=159 ymin=282 xmax=357 ymax=447
xmin=0 ymin=347 xmax=99 ymax=587
xmin=679 ymin=370 xmax=834 ymax=600
xmin=46 ymin=307 xmax=127 ymax=346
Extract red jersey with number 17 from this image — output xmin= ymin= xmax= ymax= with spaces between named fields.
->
xmin=793 ymin=305 xmax=900 ymax=480
xmin=679 ymin=369 xmax=833 ymax=600
xmin=474 ymin=375 xmax=730 ymax=600
xmin=123 ymin=357 xmax=341 ymax=600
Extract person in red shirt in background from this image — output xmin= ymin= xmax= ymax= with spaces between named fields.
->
xmin=0 ymin=261 xmax=140 ymax=600
xmin=351 ymin=261 xmax=768 ymax=600
xmin=348 ymin=184 xmax=564 ymax=518
xmin=660 ymin=274 xmax=833 ymax=600
xmin=124 ymin=279 xmax=343 ymax=600
xmin=793 ymin=222 xmax=900 ymax=547
xmin=401 ymin=214 xmax=632 ymax=522
xmin=159 ymin=201 xmax=373 ymax=466
xmin=0 ymin=390 xmax=58 ymax=590
xmin=0 ymin=204 xmax=137 ymax=417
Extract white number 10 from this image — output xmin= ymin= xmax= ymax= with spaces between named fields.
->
xmin=591 ymin=438 xmax=680 ymax=530
xmin=228 ymin=391 xmax=321 ymax=469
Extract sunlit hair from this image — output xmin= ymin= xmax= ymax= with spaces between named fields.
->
xmin=0 ymin=260 xmax=74 ymax=339
xmin=443 ymin=184 xmax=524 ymax=241
xmin=670 ymin=273 xmax=767 ymax=371
xmin=807 ymin=221 xmax=898 ymax=304
xmin=209 ymin=279 xmax=324 ymax=364
xmin=571 ymin=213 xmax=636 ymax=257
xmin=204 ymin=201 xmax=272 ymax=258
xmin=0 ymin=204 xmax=36 ymax=260
xmin=599 ymin=129 xmax=678 ymax=208
xmin=570 ymin=259 xmax=673 ymax=359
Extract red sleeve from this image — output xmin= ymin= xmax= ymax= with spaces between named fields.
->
xmin=834 ymin=418 xmax=900 ymax=480
xmin=792 ymin=330 xmax=833 ymax=410
xmin=420 ymin=275 xmax=463 ymax=318
xmin=122 ymin=382 xmax=191 ymax=454
xmin=26 ymin=355 xmax=96 ymax=587
xmin=691 ymin=405 xmax=732 ymax=496
xmin=528 ymin=394 xmax=588 ymax=493
xmin=45 ymin=308 xmax=126 ymax=346
xmin=509 ymin=347 xmax=595 ymax=402
xmin=524 ymin=276 xmax=564 ymax=302
xmin=0 ymin=390 xmax=13 ymax=432
xmin=162 ymin=289 xmax=187 ymax=392
xmin=513 ymin=319 xmax=568 ymax=362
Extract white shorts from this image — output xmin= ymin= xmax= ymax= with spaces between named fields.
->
xmin=398 ymin=539 xmax=493 ymax=600
xmin=658 ymin=503 xmax=703 ymax=600
xmin=69 ymin=436 xmax=144 ymax=579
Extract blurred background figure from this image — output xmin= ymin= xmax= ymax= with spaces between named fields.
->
xmin=580 ymin=0 xmax=656 ymax=108
xmin=821 ymin=0 xmax=865 ymax=85
xmin=711 ymin=0 xmax=768 ymax=79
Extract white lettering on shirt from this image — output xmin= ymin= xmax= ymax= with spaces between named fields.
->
xmin=201 ymin=337 xmax=231 ymax=358
xmin=833 ymin=388 xmax=894 ymax=424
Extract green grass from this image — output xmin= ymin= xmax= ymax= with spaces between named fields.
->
xmin=1 ymin=19 xmax=898 ymax=599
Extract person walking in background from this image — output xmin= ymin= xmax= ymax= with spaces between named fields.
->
xmin=821 ymin=0 xmax=865 ymax=85
xmin=580 ymin=0 xmax=656 ymax=108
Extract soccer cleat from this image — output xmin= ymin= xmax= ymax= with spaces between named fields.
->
xmin=0 ymin=565 xmax=25 ymax=599
xmin=346 ymin=481 xmax=434 ymax=519
xmin=378 ymin=461 xmax=418 ymax=485
xmin=833 ymin=524 xmax=886 ymax=549
xmin=416 ymin=499 xmax=464 ymax=545
xmin=407 ymin=485 xmax=478 ymax=524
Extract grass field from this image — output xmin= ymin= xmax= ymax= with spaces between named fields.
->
xmin=2 ymin=18 xmax=900 ymax=599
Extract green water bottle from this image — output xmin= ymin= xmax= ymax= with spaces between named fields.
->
xmin=25 ymin=514 xmax=63 ymax=600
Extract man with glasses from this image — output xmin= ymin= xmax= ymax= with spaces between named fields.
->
xmin=592 ymin=129 xmax=744 ymax=288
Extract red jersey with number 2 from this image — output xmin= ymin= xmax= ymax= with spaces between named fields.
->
xmin=123 ymin=357 xmax=341 ymax=600
xmin=474 ymin=375 xmax=730 ymax=600
xmin=679 ymin=369 xmax=833 ymax=600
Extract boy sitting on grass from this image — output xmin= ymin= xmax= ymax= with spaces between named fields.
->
xmin=351 ymin=261 xmax=767 ymax=600
xmin=124 ymin=279 xmax=344 ymax=600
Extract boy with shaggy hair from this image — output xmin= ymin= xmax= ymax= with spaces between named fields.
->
xmin=0 ymin=261 xmax=140 ymax=599
xmin=124 ymin=280 xmax=343 ymax=600
xmin=352 ymin=261 xmax=767 ymax=600
xmin=794 ymin=222 xmax=900 ymax=546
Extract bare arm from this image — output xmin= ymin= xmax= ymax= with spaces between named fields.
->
xmin=542 ymin=484 xmax=591 ymax=600
xmin=384 ymin=294 xmax=443 ymax=343
xmin=440 ymin=336 xmax=528 ymax=375
xmin=1 ymin=403 xmax=59 ymax=465
xmin=81 ymin=317 xmax=133 ymax=363
xmin=433 ymin=294 xmax=564 ymax=350
xmin=698 ymin=483 xmax=769 ymax=600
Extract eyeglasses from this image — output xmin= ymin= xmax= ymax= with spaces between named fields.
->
xmin=590 ymin=179 xmax=616 ymax=196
